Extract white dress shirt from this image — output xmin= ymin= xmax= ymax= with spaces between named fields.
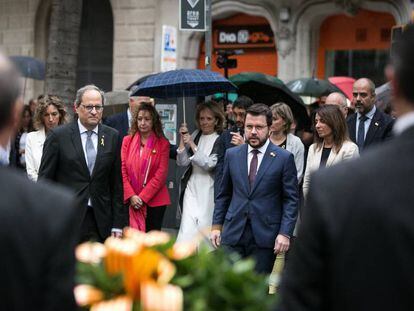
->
xmin=127 ymin=108 xmax=132 ymax=129
xmin=78 ymin=119 xmax=98 ymax=207
xmin=247 ymin=139 xmax=270 ymax=174
xmin=0 ymin=141 xmax=10 ymax=166
xmin=356 ymin=105 xmax=376 ymax=140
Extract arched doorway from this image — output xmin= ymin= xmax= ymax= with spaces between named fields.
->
xmin=317 ymin=9 xmax=396 ymax=85
xmin=198 ymin=13 xmax=278 ymax=76
xmin=76 ymin=0 xmax=113 ymax=91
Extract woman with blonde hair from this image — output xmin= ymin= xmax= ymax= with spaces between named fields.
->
xmin=26 ymin=95 xmax=66 ymax=181
xmin=177 ymin=101 xmax=224 ymax=245
xmin=269 ymin=103 xmax=305 ymax=182
xmin=303 ymin=105 xmax=359 ymax=197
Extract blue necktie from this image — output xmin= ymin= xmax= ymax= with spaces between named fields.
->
xmin=86 ymin=131 xmax=96 ymax=174
xmin=357 ymin=115 xmax=368 ymax=151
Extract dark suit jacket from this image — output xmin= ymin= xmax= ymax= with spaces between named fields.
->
xmin=213 ymin=142 xmax=299 ymax=248
xmin=347 ymin=108 xmax=394 ymax=151
xmin=278 ymin=126 xmax=414 ymax=311
xmin=104 ymin=110 xmax=178 ymax=159
xmin=38 ymin=121 xmax=128 ymax=239
xmin=0 ymin=167 xmax=78 ymax=311
xmin=104 ymin=111 xmax=129 ymax=139
xmin=214 ymin=127 xmax=242 ymax=199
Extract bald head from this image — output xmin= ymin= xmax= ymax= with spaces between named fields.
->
xmin=326 ymin=92 xmax=348 ymax=117
xmin=352 ymin=78 xmax=376 ymax=115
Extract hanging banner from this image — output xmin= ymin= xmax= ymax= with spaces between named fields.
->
xmin=179 ymin=0 xmax=206 ymax=31
xmin=161 ymin=25 xmax=177 ymax=72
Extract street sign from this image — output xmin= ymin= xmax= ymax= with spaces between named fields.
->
xmin=161 ymin=25 xmax=177 ymax=72
xmin=179 ymin=0 xmax=206 ymax=31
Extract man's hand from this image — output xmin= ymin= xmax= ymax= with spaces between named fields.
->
xmin=274 ymin=234 xmax=290 ymax=254
xmin=210 ymin=229 xmax=221 ymax=248
xmin=230 ymin=132 xmax=244 ymax=146
xmin=111 ymin=231 xmax=122 ymax=238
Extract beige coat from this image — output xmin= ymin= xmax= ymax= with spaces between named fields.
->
xmin=303 ymin=140 xmax=359 ymax=197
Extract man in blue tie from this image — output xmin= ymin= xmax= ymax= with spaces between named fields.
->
xmin=39 ymin=85 xmax=128 ymax=242
xmin=347 ymin=78 xmax=394 ymax=152
xmin=211 ymin=104 xmax=299 ymax=273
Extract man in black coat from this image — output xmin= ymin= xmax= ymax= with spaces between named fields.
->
xmin=347 ymin=78 xmax=394 ymax=152
xmin=39 ymin=85 xmax=128 ymax=242
xmin=0 ymin=53 xmax=79 ymax=310
xmin=278 ymin=24 xmax=414 ymax=311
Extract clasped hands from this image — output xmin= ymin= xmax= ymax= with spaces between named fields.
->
xmin=130 ymin=195 xmax=144 ymax=210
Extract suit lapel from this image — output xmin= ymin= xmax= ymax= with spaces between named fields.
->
xmin=348 ymin=115 xmax=357 ymax=142
xmin=91 ymin=124 xmax=105 ymax=178
xmin=71 ymin=122 xmax=89 ymax=174
xmin=239 ymin=144 xmax=249 ymax=195
xmin=122 ymin=111 xmax=129 ymax=137
xmin=364 ymin=110 xmax=381 ymax=147
xmin=250 ymin=144 xmax=274 ymax=194
xmin=326 ymin=147 xmax=339 ymax=167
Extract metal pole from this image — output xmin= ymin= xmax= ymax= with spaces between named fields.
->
xmin=205 ymin=0 xmax=212 ymax=71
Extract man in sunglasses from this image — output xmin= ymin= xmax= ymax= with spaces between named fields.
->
xmin=39 ymin=84 xmax=128 ymax=243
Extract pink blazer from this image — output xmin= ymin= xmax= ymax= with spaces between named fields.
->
xmin=121 ymin=134 xmax=171 ymax=207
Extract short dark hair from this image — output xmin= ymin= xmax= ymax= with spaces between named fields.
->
xmin=0 ymin=60 xmax=21 ymax=131
xmin=233 ymin=95 xmax=254 ymax=110
xmin=394 ymin=24 xmax=414 ymax=104
xmin=245 ymin=103 xmax=272 ymax=126
xmin=129 ymin=102 xmax=164 ymax=137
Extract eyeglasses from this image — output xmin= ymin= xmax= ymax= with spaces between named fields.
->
xmin=80 ymin=104 xmax=104 ymax=112
xmin=245 ymin=125 xmax=268 ymax=132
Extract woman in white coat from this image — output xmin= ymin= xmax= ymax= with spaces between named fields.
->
xmin=25 ymin=95 xmax=66 ymax=181
xmin=303 ymin=105 xmax=359 ymax=197
xmin=176 ymin=101 xmax=224 ymax=246
xmin=269 ymin=103 xmax=305 ymax=183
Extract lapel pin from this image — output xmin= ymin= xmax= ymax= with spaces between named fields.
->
xmin=101 ymin=135 xmax=105 ymax=147
xmin=375 ymin=122 xmax=379 ymax=126
xmin=152 ymin=149 xmax=157 ymax=154
xmin=270 ymin=152 xmax=276 ymax=157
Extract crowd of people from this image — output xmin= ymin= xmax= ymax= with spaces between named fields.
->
xmin=2 ymin=24 xmax=414 ymax=310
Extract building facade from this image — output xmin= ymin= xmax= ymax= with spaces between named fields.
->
xmin=0 ymin=0 xmax=411 ymax=102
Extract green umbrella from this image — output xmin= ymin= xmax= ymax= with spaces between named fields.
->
xmin=286 ymin=77 xmax=345 ymax=98
xmin=229 ymin=72 xmax=310 ymax=131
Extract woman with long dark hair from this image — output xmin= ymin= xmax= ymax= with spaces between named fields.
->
xmin=303 ymin=105 xmax=359 ymax=197
xmin=121 ymin=102 xmax=171 ymax=232
xmin=14 ymin=105 xmax=34 ymax=169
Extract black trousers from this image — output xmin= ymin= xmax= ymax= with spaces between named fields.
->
xmin=223 ymin=220 xmax=276 ymax=274
xmin=79 ymin=207 xmax=103 ymax=243
xmin=146 ymin=205 xmax=166 ymax=232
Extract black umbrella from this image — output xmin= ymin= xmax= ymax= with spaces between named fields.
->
xmin=229 ymin=72 xmax=310 ymax=131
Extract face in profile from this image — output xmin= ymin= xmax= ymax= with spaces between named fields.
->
xmin=198 ymin=108 xmax=216 ymax=135
xmin=43 ymin=104 xmax=60 ymax=131
xmin=315 ymin=113 xmax=333 ymax=139
xmin=137 ymin=110 xmax=153 ymax=135
xmin=245 ymin=114 xmax=269 ymax=148
xmin=270 ymin=113 xmax=286 ymax=135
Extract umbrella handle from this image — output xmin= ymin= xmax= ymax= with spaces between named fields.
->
xmin=182 ymin=92 xmax=186 ymax=124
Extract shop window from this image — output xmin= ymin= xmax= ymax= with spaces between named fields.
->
xmin=325 ymin=49 xmax=388 ymax=85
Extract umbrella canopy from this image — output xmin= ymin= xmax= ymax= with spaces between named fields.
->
xmin=10 ymin=56 xmax=45 ymax=80
xmin=126 ymin=73 xmax=157 ymax=91
xmin=328 ymin=76 xmax=356 ymax=99
xmin=132 ymin=69 xmax=237 ymax=98
xmin=229 ymin=72 xmax=310 ymax=131
xmin=375 ymin=82 xmax=392 ymax=114
xmin=287 ymin=78 xmax=344 ymax=98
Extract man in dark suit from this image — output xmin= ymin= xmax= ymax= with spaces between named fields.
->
xmin=211 ymin=104 xmax=299 ymax=273
xmin=0 ymin=52 xmax=79 ymax=310
xmin=278 ymin=25 xmax=414 ymax=311
xmin=39 ymin=84 xmax=128 ymax=242
xmin=214 ymin=95 xmax=253 ymax=199
xmin=347 ymin=78 xmax=394 ymax=152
